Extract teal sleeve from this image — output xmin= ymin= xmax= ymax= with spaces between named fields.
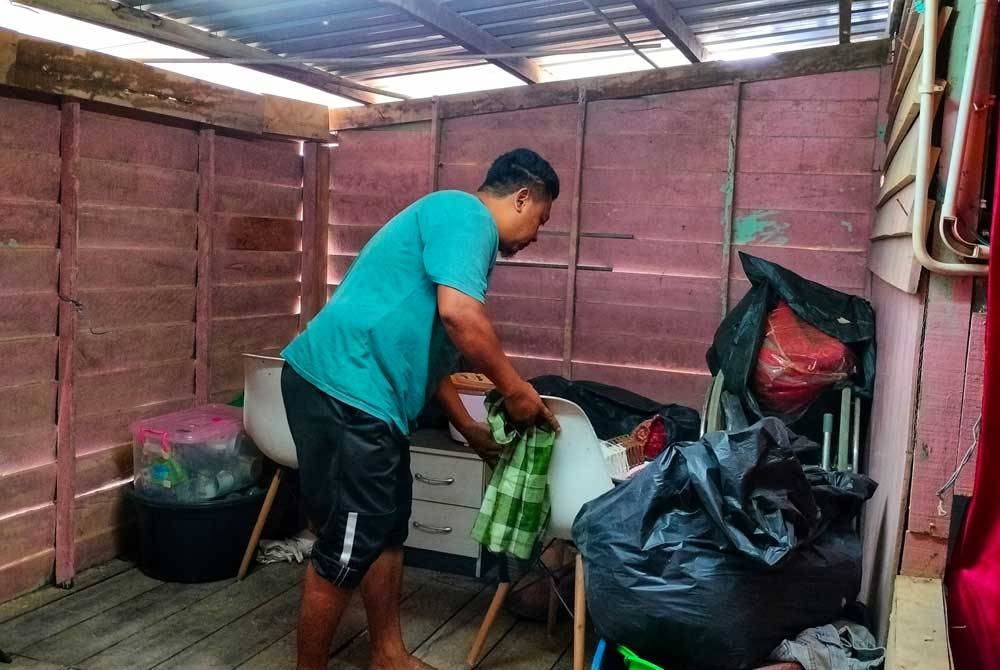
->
xmin=420 ymin=197 xmax=498 ymax=303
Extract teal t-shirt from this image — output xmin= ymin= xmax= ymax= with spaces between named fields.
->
xmin=282 ymin=190 xmax=499 ymax=435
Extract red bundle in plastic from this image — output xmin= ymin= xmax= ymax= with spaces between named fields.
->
xmin=752 ymin=301 xmax=856 ymax=416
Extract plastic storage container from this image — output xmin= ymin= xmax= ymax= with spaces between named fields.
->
xmin=128 ymin=486 xmax=265 ymax=582
xmin=132 ymin=405 xmax=261 ymax=503
xmin=448 ymin=372 xmax=494 ymax=444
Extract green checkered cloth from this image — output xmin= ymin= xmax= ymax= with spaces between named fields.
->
xmin=471 ymin=390 xmax=555 ymax=560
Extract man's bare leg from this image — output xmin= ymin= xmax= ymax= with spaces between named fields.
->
xmin=298 ymin=562 xmax=354 ymax=670
xmin=362 ymin=547 xmax=435 ymax=670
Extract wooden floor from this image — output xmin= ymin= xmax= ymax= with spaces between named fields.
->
xmin=0 ymin=559 xmax=585 ymax=670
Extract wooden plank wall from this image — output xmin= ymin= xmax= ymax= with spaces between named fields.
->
xmin=0 ymin=93 xmax=62 ymax=603
xmin=439 ymin=106 xmax=576 ymax=382
xmin=326 ymin=68 xmax=881 ymax=410
xmin=329 ymin=124 xmax=431 ymax=304
xmin=0 ymin=89 xmax=312 ymax=603
xmin=861 ymin=275 xmax=925 ymax=641
xmin=210 ymin=135 xmax=304 ymax=403
xmin=734 ymin=70 xmax=878 ymax=297
xmin=72 ymin=109 xmax=201 ymax=572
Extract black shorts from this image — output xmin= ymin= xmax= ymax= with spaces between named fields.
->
xmin=281 ymin=363 xmax=412 ymax=588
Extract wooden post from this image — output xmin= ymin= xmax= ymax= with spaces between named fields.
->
xmin=839 ymin=0 xmax=853 ymax=44
xmin=561 ymin=88 xmax=588 ymax=379
xmin=429 ymin=97 xmax=441 ymax=192
xmin=55 ymin=100 xmax=80 ymax=586
xmin=300 ymin=142 xmax=319 ymax=324
xmin=195 ymin=128 xmax=215 ymax=405
xmin=719 ymin=80 xmax=742 ymax=318
xmin=315 ymin=144 xmax=332 ymax=310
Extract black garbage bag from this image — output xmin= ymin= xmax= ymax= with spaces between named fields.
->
xmin=573 ymin=418 xmax=877 ymax=670
xmin=530 ymin=376 xmax=700 ymax=441
xmin=706 ymin=253 xmax=876 ymax=422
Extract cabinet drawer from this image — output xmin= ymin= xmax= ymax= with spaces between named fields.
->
xmin=411 ymin=451 xmax=484 ymax=507
xmin=406 ymin=500 xmax=480 ymax=558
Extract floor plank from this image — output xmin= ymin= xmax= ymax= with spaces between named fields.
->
xmin=0 ymin=569 xmax=162 ymax=653
xmin=479 ymin=618 xmax=571 ymax=670
xmin=326 ymin=578 xmax=482 ymax=669
xmin=0 ymin=559 xmax=133 ymax=626
xmin=22 ymin=579 xmax=232 ymax=666
xmin=6 ymin=656 xmax=70 ymax=670
xmin=549 ymin=626 xmax=598 ymax=670
xmin=80 ymin=562 xmax=303 ymax=670
xmin=413 ymin=585 xmax=518 ymax=669
xmin=155 ymin=585 xmax=301 ymax=670
xmin=237 ymin=566 xmax=432 ymax=670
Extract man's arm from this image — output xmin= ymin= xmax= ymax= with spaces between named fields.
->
xmin=435 ymin=376 xmax=502 ymax=466
xmin=437 ymin=286 xmax=558 ymax=430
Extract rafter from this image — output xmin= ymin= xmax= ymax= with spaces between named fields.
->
xmin=17 ymin=0 xmax=403 ymax=104
xmin=379 ymin=0 xmax=544 ymax=83
xmin=631 ymin=0 xmax=708 ymax=63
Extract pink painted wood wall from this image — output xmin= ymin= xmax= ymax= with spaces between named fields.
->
xmin=327 ymin=67 xmax=882 ymax=410
xmin=861 ymin=275 xmax=925 ymax=639
xmin=210 ymin=135 xmax=303 ymax=403
xmin=0 ymin=94 xmax=62 ymax=602
xmin=0 ymin=90 xmax=311 ymax=603
xmin=0 ymin=64 xmax=884 ymax=604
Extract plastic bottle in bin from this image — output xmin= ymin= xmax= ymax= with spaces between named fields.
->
xmin=131 ymin=404 xmax=254 ymax=502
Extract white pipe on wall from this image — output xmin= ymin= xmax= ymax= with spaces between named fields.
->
xmin=912 ymin=0 xmax=989 ymax=277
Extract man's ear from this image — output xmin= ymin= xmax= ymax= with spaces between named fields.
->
xmin=514 ymin=187 xmax=530 ymax=212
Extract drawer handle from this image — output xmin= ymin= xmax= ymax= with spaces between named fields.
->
xmin=415 ymin=473 xmax=455 ymax=486
xmin=412 ymin=521 xmax=453 ymax=535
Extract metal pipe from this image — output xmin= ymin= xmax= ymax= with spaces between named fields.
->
xmin=942 ymin=0 xmax=990 ymax=222
xmin=852 ymin=397 xmax=862 ymax=473
xmin=912 ymin=0 xmax=989 ymax=276
xmin=822 ymin=413 xmax=834 ymax=471
xmin=837 ymin=387 xmax=851 ymax=471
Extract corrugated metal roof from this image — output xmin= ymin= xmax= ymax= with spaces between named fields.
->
xmin=135 ymin=0 xmax=888 ymax=97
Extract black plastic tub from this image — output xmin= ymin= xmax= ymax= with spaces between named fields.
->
xmin=127 ymin=486 xmax=265 ymax=582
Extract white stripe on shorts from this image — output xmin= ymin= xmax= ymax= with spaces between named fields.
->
xmin=339 ymin=512 xmax=359 ymax=567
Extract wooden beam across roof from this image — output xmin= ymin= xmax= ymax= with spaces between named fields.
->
xmin=379 ymin=0 xmax=544 ymax=84
xmin=17 ymin=0 xmax=402 ymax=104
xmin=631 ymin=0 xmax=708 ymax=63
xmin=0 ymin=27 xmax=331 ymax=139
xmin=330 ymin=38 xmax=890 ymax=130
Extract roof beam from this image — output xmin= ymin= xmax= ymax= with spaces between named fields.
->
xmin=631 ymin=0 xmax=708 ymax=63
xmin=17 ymin=0 xmax=402 ymax=103
xmin=379 ymin=0 xmax=544 ymax=83
xmin=330 ymin=38 xmax=889 ymax=130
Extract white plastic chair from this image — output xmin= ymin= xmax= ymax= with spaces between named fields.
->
xmin=238 ymin=354 xmax=299 ymax=579
xmin=466 ymin=396 xmax=613 ymax=670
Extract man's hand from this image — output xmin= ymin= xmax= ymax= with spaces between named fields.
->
xmin=461 ymin=423 xmax=503 ymax=468
xmin=504 ymin=381 xmax=560 ymax=432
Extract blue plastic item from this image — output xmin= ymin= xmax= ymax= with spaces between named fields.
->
xmin=592 ymin=639 xmax=608 ymax=670
xmin=592 ymin=639 xmax=627 ymax=670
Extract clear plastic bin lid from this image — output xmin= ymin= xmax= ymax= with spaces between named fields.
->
xmin=131 ymin=404 xmax=244 ymax=451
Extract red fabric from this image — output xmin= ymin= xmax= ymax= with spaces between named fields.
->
xmin=752 ymin=302 xmax=856 ymax=416
xmin=947 ymin=76 xmax=1000 ymax=670
xmin=626 ymin=417 xmax=667 ymax=463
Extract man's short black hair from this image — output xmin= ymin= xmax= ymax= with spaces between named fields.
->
xmin=478 ymin=148 xmax=560 ymax=201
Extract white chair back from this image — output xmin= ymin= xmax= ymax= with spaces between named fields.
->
xmin=543 ymin=396 xmax=614 ymax=540
xmin=242 ymin=354 xmax=298 ymax=469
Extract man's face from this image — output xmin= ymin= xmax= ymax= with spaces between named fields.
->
xmin=498 ymin=188 xmax=552 ymax=258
